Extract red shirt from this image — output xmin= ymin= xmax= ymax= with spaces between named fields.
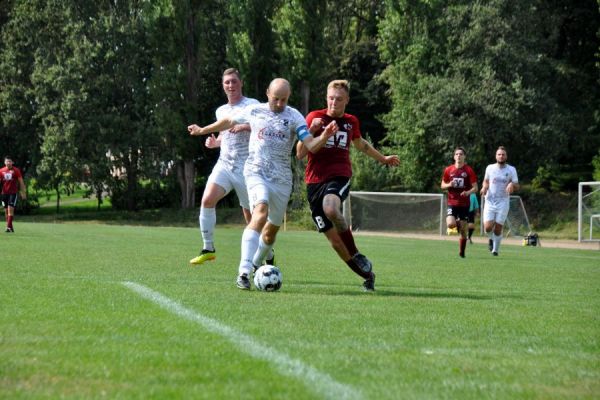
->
xmin=0 ymin=166 xmax=23 ymax=194
xmin=304 ymin=109 xmax=362 ymax=183
xmin=442 ymin=164 xmax=477 ymax=207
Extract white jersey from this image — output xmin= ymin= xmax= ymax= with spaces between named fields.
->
xmin=214 ymin=96 xmax=259 ymax=174
xmin=233 ymin=103 xmax=308 ymax=185
xmin=483 ymin=163 xmax=519 ymax=202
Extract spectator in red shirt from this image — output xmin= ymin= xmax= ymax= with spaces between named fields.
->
xmin=0 ymin=156 xmax=27 ymax=233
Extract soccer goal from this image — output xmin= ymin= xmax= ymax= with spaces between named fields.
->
xmin=480 ymin=195 xmax=532 ymax=238
xmin=342 ymin=191 xmax=446 ymax=236
xmin=578 ymin=181 xmax=600 ymax=242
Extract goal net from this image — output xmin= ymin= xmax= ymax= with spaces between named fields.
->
xmin=480 ymin=195 xmax=531 ymax=238
xmin=342 ymin=192 xmax=445 ymax=235
xmin=578 ymin=182 xmax=600 ymax=242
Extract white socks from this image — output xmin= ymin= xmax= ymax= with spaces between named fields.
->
xmin=239 ymin=228 xmax=260 ymax=276
xmin=492 ymin=233 xmax=502 ymax=253
xmin=253 ymin=236 xmax=274 ymax=267
xmin=199 ymin=207 xmax=216 ymax=251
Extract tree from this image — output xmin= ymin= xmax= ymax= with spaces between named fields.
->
xmin=379 ymin=0 xmax=600 ymax=191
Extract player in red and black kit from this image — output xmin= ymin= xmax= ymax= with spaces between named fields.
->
xmin=296 ymin=80 xmax=399 ymax=291
xmin=441 ymin=147 xmax=478 ymax=258
xmin=0 ymin=156 xmax=27 ymax=233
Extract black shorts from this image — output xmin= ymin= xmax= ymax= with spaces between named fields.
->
xmin=467 ymin=210 xmax=476 ymax=223
xmin=447 ymin=205 xmax=469 ymax=222
xmin=306 ymin=177 xmax=351 ymax=233
xmin=1 ymin=193 xmax=18 ymax=208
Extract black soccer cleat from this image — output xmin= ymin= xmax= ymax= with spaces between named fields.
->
xmin=5 ymin=227 xmax=13 ymax=233
xmin=492 ymin=251 xmax=498 ymax=256
xmin=459 ymin=252 xmax=465 ymax=258
xmin=236 ymin=273 xmax=251 ymax=290
xmin=265 ymin=249 xmax=275 ymax=266
xmin=363 ymin=272 xmax=376 ymax=292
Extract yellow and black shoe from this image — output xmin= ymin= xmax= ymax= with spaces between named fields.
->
xmin=189 ymin=249 xmax=216 ymax=265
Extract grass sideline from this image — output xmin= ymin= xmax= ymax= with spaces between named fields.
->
xmin=1 ymin=222 xmax=599 ymax=399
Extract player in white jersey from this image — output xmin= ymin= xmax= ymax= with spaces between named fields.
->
xmin=189 ymin=68 xmax=269 ymax=266
xmin=480 ymin=146 xmax=519 ymax=256
xmin=189 ymin=78 xmax=337 ymax=289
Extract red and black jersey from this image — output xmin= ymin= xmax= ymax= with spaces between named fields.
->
xmin=0 ymin=166 xmax=23 ymax=194
xmin=442 ymin=164 xmax=477 ymax=207
xmin=304 ymin=109 xmax=362 ymax=184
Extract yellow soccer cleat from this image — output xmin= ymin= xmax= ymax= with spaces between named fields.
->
xmin=189 ymin=249 xmax=216 ymax=265
xmin=447 ymin=227 xmax=458 ymax=235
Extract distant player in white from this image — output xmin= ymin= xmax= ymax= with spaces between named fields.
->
xmin=188 ymin=68 xmax=270 ymax=266
xmin=480 ymin=146 xmax=519 ymax=256
xmin=189 ymin=78 xmax=337 ymax=289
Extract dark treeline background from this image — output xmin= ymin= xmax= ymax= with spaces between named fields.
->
xmin=0 ymin=0 xmax=598 ymax=211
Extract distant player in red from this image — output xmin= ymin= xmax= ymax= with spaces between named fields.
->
xmin=296 ymin=80 xmax=399 ymax=291
xmin=0 ymin=156 xmax=27 ymax=233
xmin=441 ymin=147 xmax=478 ymax=258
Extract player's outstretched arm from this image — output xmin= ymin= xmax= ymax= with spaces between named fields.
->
xmin=352 ymin=137 xmax=400 ymax=166
xmin=302 ymin=121 xmax=338 ymax=154
xmin=188 ymin=117 xmax=235 ymax=136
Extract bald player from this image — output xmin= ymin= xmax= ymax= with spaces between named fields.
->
xmin=189 ymin=78 xmax=337 ymax=289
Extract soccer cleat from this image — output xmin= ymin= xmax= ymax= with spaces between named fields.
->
xmin=363 ymin=272 xmax=376 ymax=292
xmin=352 ymin=253 xmax=373 ymax=273
xmin=488 ymin=239 xmax=493 ymax=252
xmin=265 ymin=249 xmax=275 ymax=266
xmin=5 ymin=227 xmax=13 ymax=233
xmin=492 ymin=251 xmax=498 ymax=256
xmin=236 ymin=273 xmax=251 ymax=290
xmin=447 ymin=227 xmax=458 ymax=235
xmin=459 ymin=252 xmax=465 ymax=258
xmin=189 ymin=249 xmax=216 ymax=265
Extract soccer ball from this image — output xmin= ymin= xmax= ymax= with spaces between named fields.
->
xmin=253 ymin=265 xmax=282 ymax=292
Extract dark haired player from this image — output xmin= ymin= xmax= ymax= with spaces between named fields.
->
xmin=0 ymin=156 xmax=27 ymax=233
xmin=441 ymin=147 xmax=478 ymax=258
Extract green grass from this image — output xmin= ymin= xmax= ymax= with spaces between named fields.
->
xmin=1 ymin=222 xmax=599 ymax=399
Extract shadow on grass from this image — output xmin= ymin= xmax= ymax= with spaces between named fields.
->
xmin=293 ymin=281 xmax=520 ymax=300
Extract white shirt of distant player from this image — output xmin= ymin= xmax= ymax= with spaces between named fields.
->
xmin=484 ymin=163 xmax=519 ymax=201
xmin=214 ymin=96 xmax=259 ymax=174
xmin=232 ymin=103 xmax=308 ymax=185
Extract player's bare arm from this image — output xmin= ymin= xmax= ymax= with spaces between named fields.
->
xmin=302 ymin=121 xmax=338 ymax=153
xmin=506 ymin=181 xmax=519 ymax=194
xmin=461 ymin=182 xmax=478 ymax=197
xmin=229 ymin=123 xmax=251 ymax=133
xmin=205 ymin=134 xmax=221 ymax=149
xmin=352 ymin=137 xmax=400 ymax=166
xmin=188 ymin=117 xmax=235 ymax=136
xmin=480 ymin=179 xmax=489 ymax=196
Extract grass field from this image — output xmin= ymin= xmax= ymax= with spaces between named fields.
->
xmin=1 ymin=222 xmax=599 ymax=399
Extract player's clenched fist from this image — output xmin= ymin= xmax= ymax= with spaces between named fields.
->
xmin=188 ymin=124 xmax=203 ymax=136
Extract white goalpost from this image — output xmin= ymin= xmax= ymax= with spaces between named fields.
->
xmin=342 ymin=191 xmax=446 ymax=236
xmin=578 ymin=181 xmax=600 ymax=242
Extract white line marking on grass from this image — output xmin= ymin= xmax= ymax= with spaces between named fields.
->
xmin=122 ymin=281 xmax=362 ymax=400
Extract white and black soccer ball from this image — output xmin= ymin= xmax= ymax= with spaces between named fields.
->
xmin=253 ymin=265 xmax=282 ymax=292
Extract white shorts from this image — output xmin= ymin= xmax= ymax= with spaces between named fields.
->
xmin=207 ymin=162 xmax=250 ymax=210
xmin=483 ymin=198 xmax=510 ymax=225
xmin=245 ymin=175 xmax=292 ymax=226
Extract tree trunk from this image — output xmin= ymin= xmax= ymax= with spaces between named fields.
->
xmin=178 ymin=160 xmax=196 ymax=209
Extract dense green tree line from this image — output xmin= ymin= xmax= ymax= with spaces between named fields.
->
xmin=0 ymin=0 xmax=598 ymax=211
